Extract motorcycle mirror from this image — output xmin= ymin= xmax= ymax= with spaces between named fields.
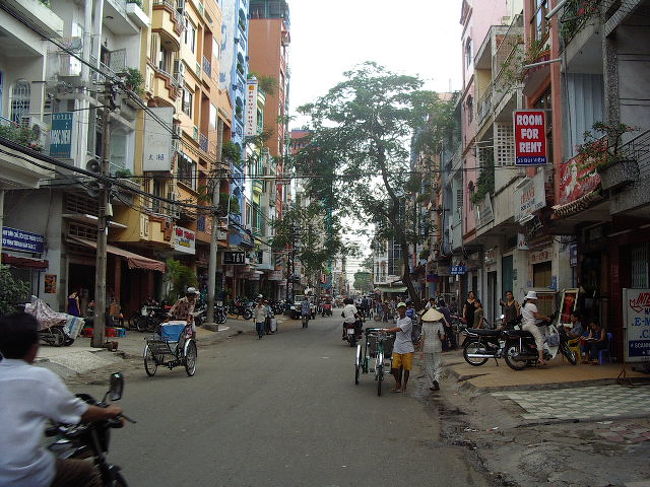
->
xmin=108 ymin=372 xmax=124 ymax=401
xmin=500 ymin=314 xmax=505 ymax=320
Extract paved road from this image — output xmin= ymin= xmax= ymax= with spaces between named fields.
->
xmin=77 ymin=314 xmax=491 ymax=487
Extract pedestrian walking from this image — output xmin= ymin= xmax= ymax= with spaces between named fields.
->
xmin=253 ymin=299 xmax=266 ymax=339
xmin=463 ymin=291 xmax=477 ymax=327
xmin=437 ymin=299 xmax=457 ymax=350
xmin=473 ymin=299 xmax=485 ymax=329
xmin=419 ymin=307 xmax=446 ymax=391
xmin=384 ymin=302 xmax=414 ymax=393
xmin=499 ymin=291 xmax=521 ymax=327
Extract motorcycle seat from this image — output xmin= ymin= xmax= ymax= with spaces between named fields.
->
xmin=504 ymin=330 xmax=533 ymax=338
xmin=466 ymin=328 xmax=501 ymax=337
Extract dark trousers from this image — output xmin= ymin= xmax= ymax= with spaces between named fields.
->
xmin=51 ymin=459 xmax=101 ymax=487
xmin=256 ymin=322 xmax=264 ymax=337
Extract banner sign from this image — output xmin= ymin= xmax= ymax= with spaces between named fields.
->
xmin=558 ymin=153 xmax=601 ymax=205
xmin=514 ymin=172 xmax=547 ymax=222
xmin=475 ymin=194 xmax=494 ymax=228
xmin=623 ymin=288 xmax=650 ymax=362
xmin=514 ymin=110 xmax=547 ymax=165
xmin=49 ymin=112 xmax=74 ymax=158
xmin=244 ymin=79 xmax=259 ymax=137
xmin=143 ymin=107 xmax=174 ymax=171
xmin=172 ymin=226 xmax=196 ymax=255
xmin=224 ymin=251 xmax=246 ymax=265
xmin=2 ymin=226 xmax=45 ymax=254
xmin=450 ymin=265 xmax=466 ymax=275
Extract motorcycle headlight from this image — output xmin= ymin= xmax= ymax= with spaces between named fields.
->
xmin=290 ymin=306 xmax=296 ymax=310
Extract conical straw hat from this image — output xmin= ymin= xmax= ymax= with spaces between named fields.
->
xmin=421 ymin=308 xmax=444 ymax=322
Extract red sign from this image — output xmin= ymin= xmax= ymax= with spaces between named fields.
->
xmin=558 ymin=153 xmax=601 ymax=205
xmin=514 ymin=110 xmax=547 ymax=165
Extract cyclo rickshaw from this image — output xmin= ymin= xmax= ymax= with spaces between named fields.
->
xmin=354 ymin=327 xmax=395 ymax=396
xmin=143 ymin=321 xmax=197 ymax=377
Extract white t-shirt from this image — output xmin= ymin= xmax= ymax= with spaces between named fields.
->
xmin=0 ymin=359 xmax=88 ymax=487
xmin=342 ymin=304 xmax=358 ymax=324
xmin=393 ymin=316 xmax=414 ymax=354
xmin=521 ymin=302 xmax=540 ymax=327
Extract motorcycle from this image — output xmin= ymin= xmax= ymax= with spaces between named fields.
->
xmin=38 ymin=325 xmax=72 ymax=347
xmin=462 ymin=315 xmax=508 ymax=366
xmin=229 ymin=299 xmax=253 ymax=321
xmin=502 ymin=316 xmax=578 ymax=370
xmin=47 ymin=372 xmax=134 ymax=486
xmin=342 ymin=322 xmax=361 ymax=347
xmin=321 ymin=302 xmax=332 ymax=317
xmin=193 ymin=302 xmax=227 ymax=327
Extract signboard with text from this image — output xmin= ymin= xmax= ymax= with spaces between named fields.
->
xmin=172 ymin=226 xmax=196 ymax=255
xmin=450 ymin=265 xmax=466 ymax=275
xmin=623 ymin=288 xmax=650 ymax=362
xmin=143 ymin=107 xmax=174 ymax=171
xmin=244 ymin=79 xmax=259 ymax=137
xmin=514 ymin=172 xmax=547 ymax=222
xmin=50 ymin=112 xmax=74 ymax=158
xmin=224 ymin=251 xmax=246 ymax=265
xmin=514 ymin=110 xmax=547 ymax=166
xmin=558 ymin=153 xmax=601 ymax=205
xmin=2 ymin=226 xmax=45 ymax=254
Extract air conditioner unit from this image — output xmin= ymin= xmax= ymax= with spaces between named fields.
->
xmin=173 ymin=60 xmax=185 ymax=76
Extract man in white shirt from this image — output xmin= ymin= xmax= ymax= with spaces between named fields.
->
xmin=0 ymin=312 xmax=123 ymax=487
xmin=341 ymin=298 xmax=359 ymax=338
xmin=521 ymin=291 xmax=550 ymax=365
xmin=384 ymin=302 xmax=414 ymax=393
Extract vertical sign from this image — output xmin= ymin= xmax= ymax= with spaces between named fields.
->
xmin=514 ymin=110 xmax=547 ymax=165
xmin=623 ymin=288 xmax=650 ymax=362
xmin=244 ymin=79 xmax=259 ymax=136
xmin=49 ymin=112 xmax=74 ymax=158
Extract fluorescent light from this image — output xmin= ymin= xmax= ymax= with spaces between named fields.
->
xmin=546 ymin=0 xmax=568 ymax=20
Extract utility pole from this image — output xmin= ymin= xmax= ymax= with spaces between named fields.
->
xmin=206 ymin=170 xmax=222 ymax=329
xmin=91 ymin=81 xmax=113 ymax=348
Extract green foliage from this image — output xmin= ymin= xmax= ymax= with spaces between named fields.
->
xmin=411 ymin=92 xmax=459 ymax=157
xmin=419 ymin=248 xmax=430 ymax=260
xmin=249 ymin=73 xmax=278 ymax=96
xmin=222 ymin=140 xmax=242 ymax=164
xmin=496 ymin=38 xmax=547 ymax=95
xmin=123 ymin=67 xmax=144 ymax=95
xmin=114 ymin=168 xmax=132 ymax=178
xmin=126 ymin=0 xmax=143 ymax=7
xmin=0 ymin=265 xmax=30 ymax=317
xmin=219 ymin=192 xmax=241 ymax=215
xmin=576 ymin=121 xmax=638 ymax=173
xmin=163 ymin=258 xmax=197 ymax=303
xmin=353 ymin=271 xmax=372 ymax=293
xmin=560 ymin=0 xmax=602 ymax=43
xmin=0 ymin=123 xmax=43 ymax=151
xmin=472 ymin=148 xmax=495 ymax=205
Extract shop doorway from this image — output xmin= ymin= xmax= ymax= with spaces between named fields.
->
xmin=502 ymin=255 xmax=513 ymax=296
xmin=487 ymin=271 xmax=497 ymax=323
xmin=67 ymin=263 xmax=95 ymax=316
xmin=533 ymin=261 xmax=552 ymax=288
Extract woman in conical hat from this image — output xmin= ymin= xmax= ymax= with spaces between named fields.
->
xmin=419 ymin=307 xmax=446 ymax=391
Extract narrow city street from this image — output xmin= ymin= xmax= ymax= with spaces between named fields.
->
xmin=77 ymin=314 xmax=491 ymax=487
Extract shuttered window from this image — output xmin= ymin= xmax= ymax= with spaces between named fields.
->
xmin=631 ymin=243 xmax=649 ymax=288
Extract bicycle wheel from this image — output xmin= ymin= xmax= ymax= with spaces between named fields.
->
xmin=136 ymin=316 xmax=148 ymax=333
xmin=184 ymin=340 xmax=197 ymax=376
xmin=143 ymin=344 xmax=157 ymax=377
xmin=355 ymin=344 xmax=362 ymax=385
xmin=377 ymin=363 xmax=384 ymax=396
xmin=51 ymin=327 xmax=65 ymax=347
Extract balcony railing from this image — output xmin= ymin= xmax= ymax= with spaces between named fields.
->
xmin=620 ymin=129 xmax=650 ymax=180
xmin=492 ymin=14 xmax=524 ymax=102
xmin=202 ymin=56 xmax=211 ymax=77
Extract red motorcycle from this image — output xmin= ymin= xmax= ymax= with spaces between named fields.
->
xmin=321 ymin=302 xmax=332 ymax=317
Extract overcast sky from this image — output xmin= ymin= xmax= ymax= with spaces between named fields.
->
xmin=287 ymin=0 xmax=463 ymax=281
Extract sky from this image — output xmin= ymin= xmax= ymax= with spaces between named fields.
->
xmin=287 ymin=0 xmax=464 ymax=282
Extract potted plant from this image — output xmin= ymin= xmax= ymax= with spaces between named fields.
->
xmin=576 ymin=121 xmax=639 ymax=191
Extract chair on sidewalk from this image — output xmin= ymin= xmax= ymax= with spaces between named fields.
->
xmin=598 ymin=332 xmax=614 ymax=365
xmin=567 ymin=337 xmax=582 ymax=363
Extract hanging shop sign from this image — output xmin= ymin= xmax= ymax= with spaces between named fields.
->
xmin=529 ymin=247 xmax=552 ymax=264
xmin=475 ymin=194 xmax=494 ymax=228
xmin=514 ymin=110 xmax=547 ymax=165
xmin=623 ymin=288 xmax=650 ymax=362
xmin=268 ymin=270 xmax=283 ymax=281
xmin=223 ymin=251 xmax=246 ymax=265
xmin=172 ymin=226 xmax=196 ymax=255
xmin=514 ymin=172 xmax=547 ymax=222
xmin=2 ymin=226 xmax=45 ymax=254
xmin=244 ymin=79 xmax=259 ymax=137
xmin=49 ymin=112 xmax=74 ymax=158
xmin=143 ymin=107 xmax=174 ymax=171
xmin=517 ymin=233 xmax=529 ymax=250
xmin=450 ymin=265 xmax=466 ymax=275
xmin=558 ymin=153 xmax=601 ymax=206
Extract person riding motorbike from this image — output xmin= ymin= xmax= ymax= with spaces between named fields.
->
xmin=341 ymin=298 xmax=361 ymax=338
xmin=167 ymin=287 xmax=200 ymax=340
xmin=300 ymin=297 xmax=311 ymax=321
xmin=521 ymin=291 xmax=551 ymax=365
xmin=0 ymin=313 xmax=124 ymax=487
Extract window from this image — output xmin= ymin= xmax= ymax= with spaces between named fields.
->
xmin=464 ymin=38 xmax=472 ymax=68
xmin=182 ymin=87 xmax=193 ymax=117
xmin=10 ymin=79 xmax=30 ymax=124
xmin=531 ymin=0 xmax=549 ymax=43
xmin=465 ymin=95 xmax=474 ymax=123
xmin=184 ymin=18 xmax=196 ymax=53
xmin=209 ymin=103 xmax=217 ymax=128
xmin=631 ymin=243 xmax=649 ymax=288
xmin=212 ymin=38 xmax=219 ymax=60
xmin=177 ymin=152 xmax=196 ymax=189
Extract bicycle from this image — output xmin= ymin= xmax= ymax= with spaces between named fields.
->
xmin=355 ymin=328 xmax=395 ymax=396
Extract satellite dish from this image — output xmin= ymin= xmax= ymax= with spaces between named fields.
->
xmin=86 ymin=158 xmax=101 ymax=174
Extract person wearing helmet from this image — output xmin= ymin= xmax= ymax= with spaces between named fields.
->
xmin=168 ymin=287 xmax=200 ymax=339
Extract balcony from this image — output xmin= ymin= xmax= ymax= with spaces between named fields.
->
xmin=199 ymin=133 xmax=209 ymax=153
xmin=104 ymin=0 xmax=141 ymax=35
xmin=151 ymin=64 xmax=180 ymax=105
xmin=152 ymin=1 xmax=184 ymax=52
xmin=2 ymin=0 xmax=63 ymax=39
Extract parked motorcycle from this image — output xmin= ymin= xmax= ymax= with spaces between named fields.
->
xmin=502 ymin=316 xmax=578 ymax=370
xmin=129 ymin=300 xmax=170 ymax=333
xmin=47 ymin=373 xmax=134 ymax=486
xmin=229 ymin=299 xmax=253 ymax=321
xmin=38 ymin=325 xmax=71 ymax=347
xmin=462 ymin=319 xmax=507 ymax=366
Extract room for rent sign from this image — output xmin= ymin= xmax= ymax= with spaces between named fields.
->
xmin=514 ymin=110 xmax=547 ymax=165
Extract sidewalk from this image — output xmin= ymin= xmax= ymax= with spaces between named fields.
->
xmin=444 ymin=350 xmax=650 ymax=393
xmin=35 ymin=316 xmax=281 ymax=378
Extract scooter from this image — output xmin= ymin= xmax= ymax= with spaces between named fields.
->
xmin=342 ymin=321 xmax=362 ymax=347
xmin=502 ymin=316 xmax=578 ymax=370
xmin=47 ymin=373 xmax=135 ymax=486
xmin=462 ymin=315 xmax=508 ymax=366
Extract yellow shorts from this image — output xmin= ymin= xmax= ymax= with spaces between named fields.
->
xmin=392 ymin=352 xmax=413 ymax=371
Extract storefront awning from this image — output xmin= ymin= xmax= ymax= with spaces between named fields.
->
xmin=1 ymin=253 xmax=48 ymax=270
xmin=69 ymin=237 xmax=166 ymax=273
xmin=376 ymin=286 xmax=408 ymax=293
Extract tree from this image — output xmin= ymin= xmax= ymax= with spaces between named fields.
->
xmin=353 ymin=271 xmax=372 ymax=293
xmin=0 ymin=265 xmax=30 ymax=317
xmin=163 ymin=258 xmax=197 ymax=303
xmin=297 ymin=62 xmax=452 ymax=309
